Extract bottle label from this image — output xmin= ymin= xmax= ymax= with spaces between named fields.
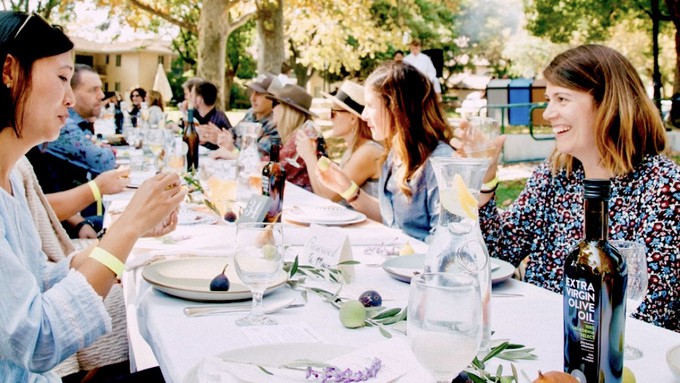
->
xmin=565 ymin=276 xmax=597 ymax=363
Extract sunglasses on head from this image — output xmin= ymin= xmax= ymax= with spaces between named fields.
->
xmin=14 ymin=12 xmax=53 ymax=40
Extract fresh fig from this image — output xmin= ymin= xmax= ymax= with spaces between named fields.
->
xmin=358 ymin=290 xmax=382 ymax=307
xmin=209 ymin=264 xmax=230 ymax=291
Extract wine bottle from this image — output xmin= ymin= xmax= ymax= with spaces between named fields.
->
xmin=183 ymin=102 xmax=199 ymax=172
xmin=563 ymin=179 xmax=627 ymax=383
xmin=263 ymin=138 xmax=285 ymax=222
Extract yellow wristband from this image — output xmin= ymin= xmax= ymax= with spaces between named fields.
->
xmin=340 ymin=181 xmax=359 ymax=200
xmin=482 ymin=176 xmax=499 ymax=191
xmin=231 ymin=148 xmax=240 ymax=155
xmin=89 ymin=247 xmax=124 ymax=279
xmin=88 ymin=180 xmax=102 ymax=216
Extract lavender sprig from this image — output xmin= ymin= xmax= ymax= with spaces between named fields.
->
xmin=306 ymin=358 xmax=382 ymax=383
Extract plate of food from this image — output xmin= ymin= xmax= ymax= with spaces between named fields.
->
xmin=382 ymin=255 xmax=516 ymax=284
xmin=142 ymin=256 xmax=288 ymax=302
xmin=284 ymin=205 xmax=366 ymax=226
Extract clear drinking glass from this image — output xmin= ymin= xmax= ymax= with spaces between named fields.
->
xmin=612 ymin=240 xmax=648 ymax=360
xmin=286 ymin=120 xmax=319 ymax=168
xmin=408 ymin=273 xmax=482 ymax=382
xmin=464 ymin=116 xmax=500 ymax=160
xmin=234 ymin=222 xmax=284 ymax=326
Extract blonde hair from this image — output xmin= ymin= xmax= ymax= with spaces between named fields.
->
xmin=147 ymin=90 xmax=164 ymax=111
xmin=276 ymin=105 xmax=309 ymax=143
xmin=364 ymin=61 xmax=452 ymax=197
xmin=543 ymin=44 xmax=666 ymax=176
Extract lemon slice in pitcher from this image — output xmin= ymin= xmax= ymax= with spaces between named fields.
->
xmin=440 ymin=174 xmax=478 ymax=219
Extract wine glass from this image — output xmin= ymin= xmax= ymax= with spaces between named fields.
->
xmin=612 ymin=240 xmax=648 ymax=360
xmin=233 ymin=222 xmax=284 ymax=326
xmin=286 ymin=120 xmax=319 ymax=168
xmin=408 ymin=273 xmax=482 ymax=382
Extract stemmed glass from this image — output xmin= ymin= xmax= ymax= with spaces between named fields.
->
xmin=286 ymin=120 xmax=319 ymax=168
xmin=612 ymin=240 xmax=648 ymax=360
xmin=233 ymin=222 xmax=284 ymax=326
xmin=408 ymin=273 xmax=482 ymax=382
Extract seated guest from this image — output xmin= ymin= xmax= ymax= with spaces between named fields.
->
xmin=317 ymin=62 xmax=453 ymax=242
xmin=297 ymin=80 xmax=382 ymax=202
xmin=266 ymin=84 xmax=318 ymax=191
xmin=146 ymin=90 xmax=165 ymax=127
xmin=193 ymin=81 xmax=233 ymax=150
xmin=16 ymin=157 xmax=129 ymax=380
xmin=178 ymin=76 xmax=203 ymax=116
xmin=0 ymin=11 xmax=186 ymax=382
xmin=212 ymin=73 xmax=281 ymax=159
xmin=26 ymin=63 xmax=116 ymax=234
xmin=128 ymin=87 xmax=146 ymax=127
xmin=456 ymin=45 xmax=679 ymax=332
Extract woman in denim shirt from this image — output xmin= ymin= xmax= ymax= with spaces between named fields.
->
xmin=317 ymin=62 xmax=453 ymax=242
xmin=0 ymin=12 xmax=185 ymax=381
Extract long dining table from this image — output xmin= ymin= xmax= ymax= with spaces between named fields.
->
xmin=110 ymin=178 xmax=680 ymax=383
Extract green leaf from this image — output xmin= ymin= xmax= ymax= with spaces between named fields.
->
xmin=377 ymin=324 xmax=392 ymax=338
xmin=372 ymin=308 xmax=401 ymax=320
xmin=482 ymin=342 xmax=511 ymax=363
xmin=336 ymin=260 xmax=360 ymax=265
xmin=511 ymin=363 xmax=519 ymax=382
xmin=471 ymin=356 xmax=484 ymax=369
xmin=257 ymin=365 xmax=273 ymax=375
xmin=467 ymin=372 xmax=487 ymax=383
xmin=495 ymin=364 xmax=503 ymax=379
xmin=289 ymin=256 xmax=299 ymax=277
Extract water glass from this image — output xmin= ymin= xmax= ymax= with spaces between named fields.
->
xmin=234 ymin=222 xmax=284 ymax=326
xmin=612 ymin=240 xmax=648 ymax=360
xmin=408 ymin=273 xmax=482 ymax=382
xmin=465 ymin=117 xmax=500 ymax=159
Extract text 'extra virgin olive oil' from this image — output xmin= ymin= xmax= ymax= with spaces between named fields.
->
xmin=563 ymin=179 xmax=627 ymax=383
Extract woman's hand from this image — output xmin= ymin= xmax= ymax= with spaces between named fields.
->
xmin=315 ymin=159 xmax=353 ymax=195
xmin=142 ymin=208 xmax=180 ymax=237
xmin=295 ymin=128 xmax=316 ymax=164
xmin=116 ymin=172 xmax=187 ymax=238
xmin=198 ymin=122 xmax=222 ymax=144
xmin=94 ymin=167 xmax=130 ymax=195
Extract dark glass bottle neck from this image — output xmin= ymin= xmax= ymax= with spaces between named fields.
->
xmin=584 ymin=198 xmax=608 ymax=241
xmin=270 ymin=144 xmax=281 ymax=162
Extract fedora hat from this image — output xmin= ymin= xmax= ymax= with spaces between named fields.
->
xmin=321 ymin=80 xmax=364 ymax=117
xmin=247 ymin=73 xmax=277 ymax=93
xmin=267 ymin=84 xmax=318 ymax=117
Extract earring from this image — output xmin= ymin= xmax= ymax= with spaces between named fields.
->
xmin=6 ymin=83 xmax=10 ymax=89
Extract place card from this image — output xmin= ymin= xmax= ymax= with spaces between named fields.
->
xmin=240 ymin=322 xmax=326 ymax=345
xmin=326 ymin=338 xmax=420 ymax=382
xmin=237 ymin=194 xmax=271 ymax=223
xmin=300 ymin=224 xmax=355 ymax=282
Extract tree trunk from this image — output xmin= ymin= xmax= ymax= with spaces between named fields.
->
xmin=197 ymin=0 xmax=229 ymax=110
xmin=664 ymin=0 xmax=680 ymax=127
xmin=256 ymin=0 xmax=285 ymax=75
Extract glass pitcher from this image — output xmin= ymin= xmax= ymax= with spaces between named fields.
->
xmin=235 ymin=122 xmax=262 ymax=203
xmin=426 ymin=156 xmax=492 ymax=352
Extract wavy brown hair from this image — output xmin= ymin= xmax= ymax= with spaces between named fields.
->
xmin=543 ymin=44 xmax=666 ymax=176
xmin=364 ymin=61 xmax=452 ymax=197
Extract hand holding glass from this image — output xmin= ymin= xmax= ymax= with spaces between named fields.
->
xmin=234 ymin=222 xmax=284 ymax=326
xmin=612 ymin=240 xmax=648 ymax=360
xmin=464 ymin=117 xmax=500 ymax=159
xmin=408 ymin=273 xmax=482 ymax=382
xmin=286 ymin=120 xmax=319 ymax=168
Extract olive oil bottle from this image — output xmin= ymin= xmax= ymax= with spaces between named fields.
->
xmin=563 ymin=179 xmax=627 ymax=382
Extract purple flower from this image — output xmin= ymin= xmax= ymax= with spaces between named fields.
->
xmin=306 ymin=358 xmax=381 ymax=382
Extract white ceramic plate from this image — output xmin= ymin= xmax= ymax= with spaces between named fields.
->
xmin=382 ymin=254 xmax=515 ymax=284
xmin=668 ymin=344 xmax=680 ymax=379
xmin=142 ymin=256 xmax=288 ymax=302
xmin=182 ymin=343 xmax=355 ymax=383
xmin=178 ymin=209 xmax=217 ymax=225
xmin=284 ymin=206 xmax=366 ymax=226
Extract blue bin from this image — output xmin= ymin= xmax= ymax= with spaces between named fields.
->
xmin=508 ymin=78 xmax=532 ymax=126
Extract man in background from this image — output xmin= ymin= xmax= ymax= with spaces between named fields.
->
xmin=404 ymin=39 xmax=442 ymax=102
xmin=193 ymin=81 xmax=233 ymax=150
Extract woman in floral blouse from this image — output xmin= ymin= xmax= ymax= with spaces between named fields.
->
xmin=459 ymin=45 xmax=679 ymax=332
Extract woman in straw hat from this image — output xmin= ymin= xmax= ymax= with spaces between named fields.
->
xmin=266 ymin=84 xmax=318 ymax=191
xmin=317 ymin=62 xmax=453 ymax=242
xmin=297 ymin=80 xmax=382 ymax=202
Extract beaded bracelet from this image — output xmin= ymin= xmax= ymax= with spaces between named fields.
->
xmin=89 ymin=247 xmax=124 ymax=280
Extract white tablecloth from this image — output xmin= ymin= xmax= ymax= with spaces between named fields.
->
xmin=118 ymin=182 xmax=680 ymax=382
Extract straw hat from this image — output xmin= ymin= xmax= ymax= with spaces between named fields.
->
xmin=321 ymin=80 xmax=365 ymax=117
xmin=267 ymin=84 xmax=318 ymax=117
xmin=247 ymin=73 xmax=277 ymax=93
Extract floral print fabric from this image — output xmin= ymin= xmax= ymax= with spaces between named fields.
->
xmin=480 ymin=154 xmax=679 ymax=332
